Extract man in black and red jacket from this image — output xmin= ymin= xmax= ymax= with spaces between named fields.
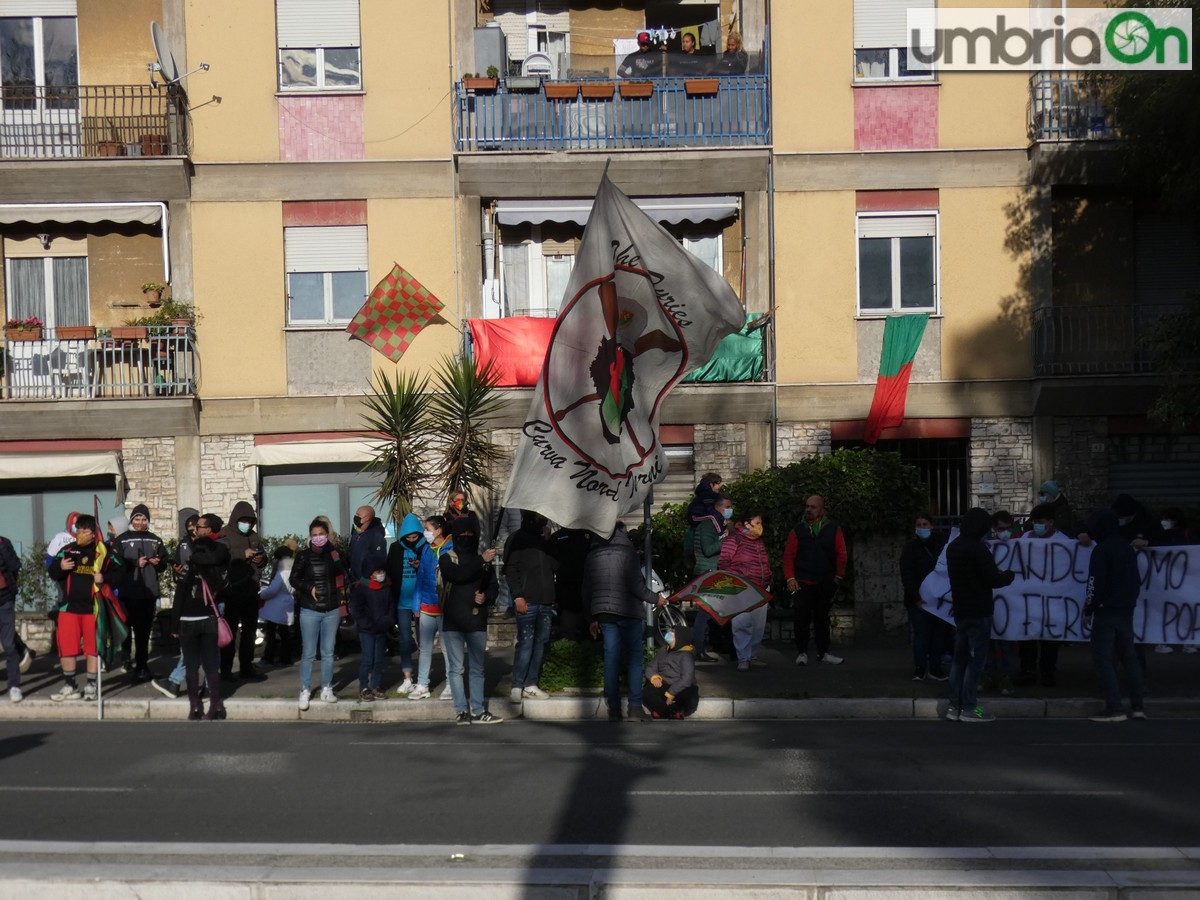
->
xmin=784 ymin=495 xmax=848 ymax=667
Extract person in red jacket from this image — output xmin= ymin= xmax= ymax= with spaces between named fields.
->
xmin=784 ymin=495 xmax=847 ymax=666
xmin=720 ymin=511 xmax=772 ymax=671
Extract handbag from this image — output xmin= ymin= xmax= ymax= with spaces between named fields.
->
xmin=201 ymin=579 xmax=234 ymax=648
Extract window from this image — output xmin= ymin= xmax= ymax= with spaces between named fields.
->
xmin=276 ymin=0 xmax=361 ymax=91
xmin=260 ymin=466 xmax=384 ymax=539
xmin=284 ymin=225 xmax=368 ymax=325
xmin=3 ymin=237 xmax=88 ymax=328
xmin=853 ymin=0 xmax=933 ymax=81
xmin=857 ymin=213 xmax=938 ymax=314
xmin=0 ymin=13 xmax=78 ymax=109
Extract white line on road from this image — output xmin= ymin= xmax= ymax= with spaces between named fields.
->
xmin=347 ymin=741 xmax=659 ymax=747
xmin=0 ymin=787 xmax=135 ymax=793
xmin=631 ymin=790 xmax=1124 ymax=797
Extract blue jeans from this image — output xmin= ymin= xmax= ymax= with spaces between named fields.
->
xmin=168 ymin=654 xmax=186 ymax=686
xmin=601 ymin=617 xmax=645 ymax=714
xmin=909 ymin=606 xmax=946 ymax=672
xmin=358 ymin=632 xmax=387 ymax=690
xmin=947 ymin=615 xmax=992 ymax=712
xmin=1091 ymin=609 xmax=1144 ymax=713
xmin=299 ymin=607 xmax=340 ymax=690
xmin=416 ymin=613 xmax=441 ymax=688
xmin=511 ymin=603 xmax=553 ymax=691
xmin=442 ymin=629 xmax=487 ymax=716
xmin=395 ymin=607 xmax=415 ymax=676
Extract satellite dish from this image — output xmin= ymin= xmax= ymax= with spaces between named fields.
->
xmin=150 ymin=22 xmax=180 ymax=85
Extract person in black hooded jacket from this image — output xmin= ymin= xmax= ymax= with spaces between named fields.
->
xmin=1084 ymin=508 xmax=1145 ymax=722
xmin=945 ymin=507 xmax=1015 ymax=722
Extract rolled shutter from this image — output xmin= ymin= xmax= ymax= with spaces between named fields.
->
xmin=284 ymin=226 xmax=367 ymax=273
xmin=854 ymin=0 xmax=933 ymax=49
xmin=858 ymin=214 xmax=937 ymax=239
xmin=0 ymin=1 xmax=75 ymax=14
xmin=277 ymin=0 xmax=360 ymax=48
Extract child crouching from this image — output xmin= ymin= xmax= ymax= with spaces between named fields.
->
xmin=644 ymin=624 xmax=700 ymax=719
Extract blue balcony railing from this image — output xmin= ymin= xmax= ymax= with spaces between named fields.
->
xmin=1029 ymin=72 xmax=1116 ymax=142
xmin=456 ymin=76 xmax=770 ymax=151
xmin=1 ymin=325 xmax=197 ymax=400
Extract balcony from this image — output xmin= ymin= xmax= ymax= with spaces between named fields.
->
xmin=1 ymin=325 xmax=197 ymax=400
xmin=456 ymin=76 xmax=769 ymax=152
xmin=1029 ymin=72 xmax=1116 ymax=142
xmin=1031 ymin=305 xmax=1184 ymax=376
xmin=0 ymin=85 xmax=188 ymax=159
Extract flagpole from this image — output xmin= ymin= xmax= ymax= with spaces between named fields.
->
xmin=643 ymin=487 xmax=655 ymax=649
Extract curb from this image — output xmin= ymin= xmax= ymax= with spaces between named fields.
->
xmin=1 ymin=695 xmax=1197 ymax=722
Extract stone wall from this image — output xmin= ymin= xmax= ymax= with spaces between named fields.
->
xmin=121 ymin=436 xmax=179 ymax=539
xmin=969 ymin=417 xmax=1034 ymax=514
xmin=777 ymin=422 xmax=832 ymax=465
xmin=850 ymin=532 xmax=908 ymax=636
xmin=694 ymin=423 xmax=747 ymax=480
xmin=199 ymin=434 xmax=255 ymax=519
xmin=1052 ymin=416 xmax=1109 ymax=515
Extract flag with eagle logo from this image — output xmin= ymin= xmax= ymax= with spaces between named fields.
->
xmin=502 ymin=175 xmax=744 ymax=537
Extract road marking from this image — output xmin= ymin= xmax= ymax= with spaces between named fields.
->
xmin=630 ymin=790 xmax=1124 ymax=797
xmin=0 ymin=787 xmax=135 ymax=793
xmin=348 ymin=741 xmax=659 ymax=747
xmin=1031 ymin=742 xmax=1200 ymax=748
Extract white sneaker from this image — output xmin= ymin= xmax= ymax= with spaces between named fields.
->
xmin=819 ymin=653 xmax=844 ymax=665
xmin=8 ymin=687 xmax=22 ymax=703
xmin=320 ymin=686 xmax=338 ymax=703
xmin=795 ymin=652 xmax=808 ymax=666
xmin=397 ymin=678 xmax=415 ymax=695
xmin=439 ymin=685 xmax=453 ymax=700
xmin=1184 ymin=646 xmax=1198 ymax=655
xmin=298 ymin=689 xmax=311 ymax=711
xmin=408 ymin=684 xmax=431 ymax=700
xmin=82 ymin=682 xmax=97 ymax=701
xmin=522 ymin=685 xmax=550 ymax=700
xmin=509 ymin=687 xmax=523 ymax=702
xmin=1154 ymin=644 xmax=1174 ymax=654
xmin=51 ymin=684 xmax=82 ymax=702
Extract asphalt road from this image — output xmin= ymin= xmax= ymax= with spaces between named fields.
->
xmin=0 ymin=719 xmax=1196 ymax=848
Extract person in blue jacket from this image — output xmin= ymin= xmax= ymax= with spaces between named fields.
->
xmin=385 ymin=512 xmax=435 ymax=696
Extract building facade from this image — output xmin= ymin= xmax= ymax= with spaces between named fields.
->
xmin=0 ymin=0 xmax=1195 ymax=553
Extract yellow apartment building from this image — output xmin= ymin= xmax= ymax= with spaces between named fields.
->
xmin=0 ymin=0 xmax=1195 ymax=552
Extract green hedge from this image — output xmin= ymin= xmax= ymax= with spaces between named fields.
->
xmin=539 ymin=638 xmax=656 ymax=694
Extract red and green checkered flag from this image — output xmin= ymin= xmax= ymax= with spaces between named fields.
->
xmin=346 ymin=264 xmax=444 ymax=361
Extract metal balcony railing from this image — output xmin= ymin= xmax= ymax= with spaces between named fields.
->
xmin=456 ymin=76 xmax=770 ymax=151
xmin=1029 ymin=72 xmax=1116 ymax=142
xmin=1 ymin=325 xmax=197 ymax=400
xmin=1031 ymin=304 xmax=1186 ymax=376
xmin=0 ymin=84 xmax=189 ymax=159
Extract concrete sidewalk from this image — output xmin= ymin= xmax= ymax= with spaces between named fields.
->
xmin=4 ymin=631 xmax=1197 ymax=722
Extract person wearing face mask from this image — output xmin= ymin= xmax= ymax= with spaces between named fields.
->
xmin=350 ymin=554 xmax=395 ymax=701
xmin=220 ymin=500 xmax=267 ymax=681
xmin=1112 ymin=494 xmax=1153 ymax=547
xmin=439 ymin=517 xmax=502 ymax=724
xmin=720 ymin=511 xmax=773 ymax=671
xmin=407 ymin=516 xmax=450 ymax=701
xmin=899 ymin=513 xmax=949 ymax=682
xmin=444 ymin=490 xmax=477 ymax=531
xmin=1017 ymin=505 xmax=1063 ymax=687
xmin=290 ymin=518 xmax=350 ymax=710
xmin=643 ymin=624 xmax=699 ymax=719
xmin=504 ymin=510 xmax=559 ymax=702
xmin=385 ymin=512 xmax=436 ymax=694
xmin=1031 ymin=479 xmax=1080 ymax=539
xmin=349 ymin=505 xmax=388 ymax=583
xmin=687 ymin=494 xmax=733 ymax=663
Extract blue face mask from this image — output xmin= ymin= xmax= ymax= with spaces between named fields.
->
xmin=1033 ymin=522 xmax=1048 ymax=537
xmin=722 ymin=507 xmax=733 ymax=520
xmin=663 ymin=631 xmax=675 ymax=647
xmin=915 ymin=527 xmax=931 ymax=540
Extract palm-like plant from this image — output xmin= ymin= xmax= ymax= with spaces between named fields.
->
xmin=360 ymin=370 xmax=433 ymax=523
xmin=429 ymin=355 xmax=505 ymax=499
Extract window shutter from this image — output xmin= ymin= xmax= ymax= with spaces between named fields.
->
xmin=1135 ymin=214 xmax=1200 ymax=307
xmin=493 ymin=0 xmax=528 ymax=61
xmin=277 ymin=0 xmax=360 ymax=48
xmin=858 ymin=214 xmax=937 ymax=239
xmin=284 ymin=226 xmax=368 ymax=272
xmin=0 ymin=1 xmax=76 ymax=14
xmin=537 ymin=1 xmax=569 ymax=34
xmin=854 ymin=0 xmax=932 ymax=49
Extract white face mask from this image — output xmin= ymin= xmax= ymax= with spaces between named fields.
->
xmin=372 ymin=572 xmax=386 ymax=584
xmin=1161 ymin=520 xmax=1175 ymax=532
xmin=423 ymin=529 xmax=435 ymax=543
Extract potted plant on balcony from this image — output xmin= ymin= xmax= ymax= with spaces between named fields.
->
xmin=544 ymin=81 xmax=582 ymax=100
xmin=463 ymin=67 xmax=500 ymax=92
xmin=140 ymin=133 xmax=169 ymax=156
xmin=5 ymin=316 xmax=43 ymax=342
xmin=56 ymin=325 xmax=97 ymax=341
xmin=619 ymin=81 xmax=654 ymax=99
xmin=141 ymin=281 xmax=168 ymax=305
xmin=98 ymin=118 xmax=124 ymax=157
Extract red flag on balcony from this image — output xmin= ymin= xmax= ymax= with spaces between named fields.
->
xmin=863 ymin=313 xmax=929 ymax=445
xmin=467 ymin=318 xmax=556 ymax=387
xmin=346 ymin=264 xmax=444 ymax=362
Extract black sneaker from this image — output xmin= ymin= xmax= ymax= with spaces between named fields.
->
xmin=455 ymin=712 xmax=472 ymax=726
xmin=151 ymin=677 xmax=181 ymax=699
xmin=927 ymin=667 xmax=949 ymax=682
xmin=607 ymin=708 xmax=622 ymax=722
xmin=473 ymin=711 xmax=503 ymax=724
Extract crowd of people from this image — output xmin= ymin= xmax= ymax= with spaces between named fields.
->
xmin=0 ymin=473 xmax=1191 ymax=724
xmin=617 ymin=30 xmax=750 ymax=78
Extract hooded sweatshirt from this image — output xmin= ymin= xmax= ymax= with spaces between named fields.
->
xmin=646 ymin=624 xmax=698 ymax=698
xmin=1084 ymin=508 xmax=1140 ymax=617
xmin=946 ymin=507 xmax=1016 ymax=619
xmin=224 ymin=500 xmax=265 ymax=598
xmin=386 ymin=512 xmax=436 ymax=615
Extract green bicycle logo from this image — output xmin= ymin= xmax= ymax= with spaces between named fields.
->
xmin=1105 ymin=10 xmax=1189 ymax=65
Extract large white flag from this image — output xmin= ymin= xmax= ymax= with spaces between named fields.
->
xmin=503 ymin=175 xmax=744 ymax=537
